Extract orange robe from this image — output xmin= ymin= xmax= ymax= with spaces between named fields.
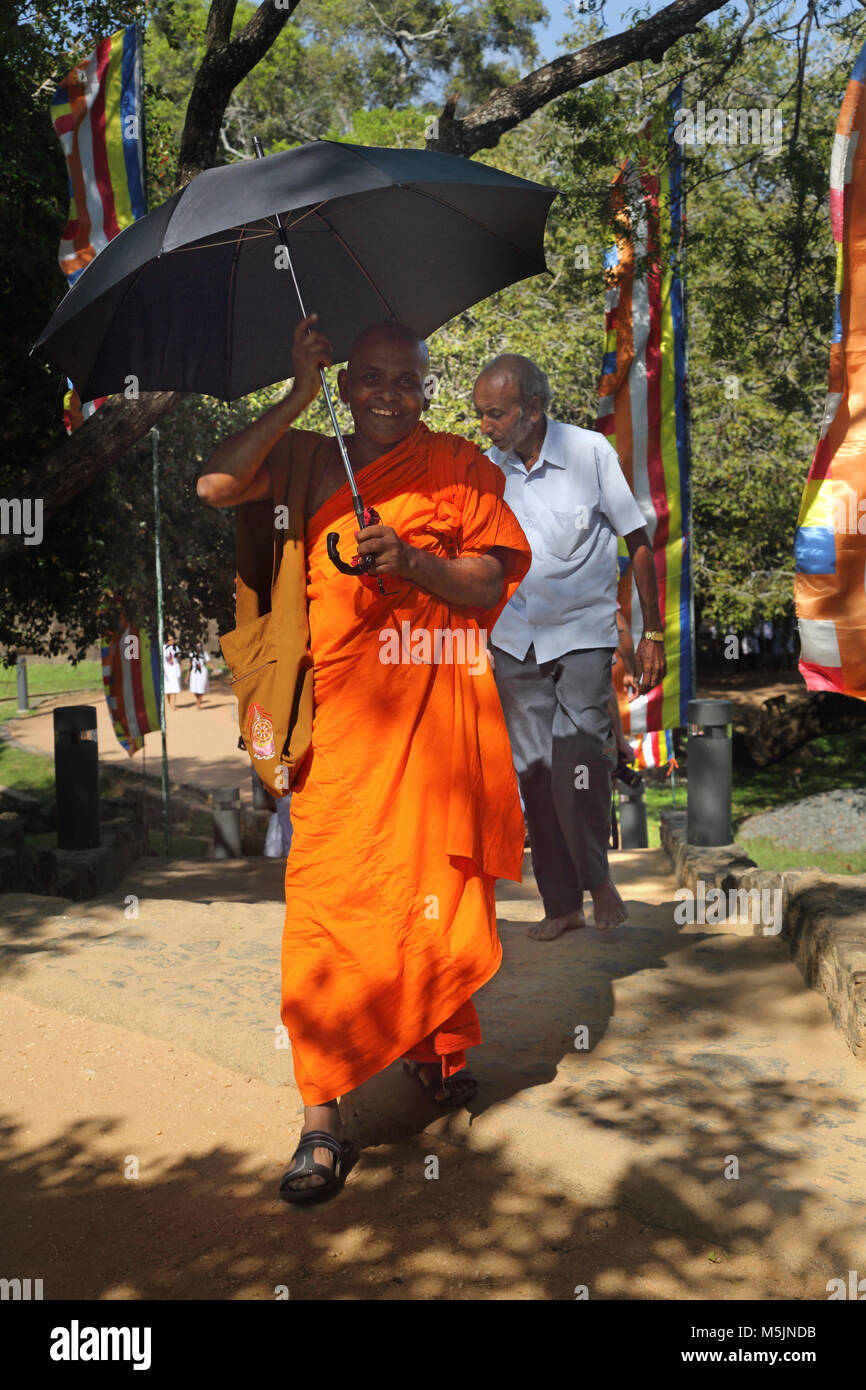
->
xmin=281 ymin=422 xmax=531 ymax=1104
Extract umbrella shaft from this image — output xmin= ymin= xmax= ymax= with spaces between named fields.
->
xmin=277 ymin=218 xmax=360 ymax=508
xmin=251 ymin=138 xmax=361 ymax=512
xmin=318 ymin=367 xmax=361 ymax=508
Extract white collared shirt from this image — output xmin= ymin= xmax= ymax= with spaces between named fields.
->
xmin=487 ymin=416 xmax=646 ymax=663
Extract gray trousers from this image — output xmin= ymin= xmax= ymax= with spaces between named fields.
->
xmin=492 ymin=643 xmax=617 ymax=916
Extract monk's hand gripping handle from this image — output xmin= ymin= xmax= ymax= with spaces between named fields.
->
xmin=326 ymin=504 xmax=385 ymax=595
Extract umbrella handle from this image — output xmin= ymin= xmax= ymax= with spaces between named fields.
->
xmin=327 ymin=505 xmax=385 ymax=595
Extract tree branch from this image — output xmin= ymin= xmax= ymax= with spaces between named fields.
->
xmin=176 ymin=0 xmax=303 ymax=186
xmin=1 ymin=392 xmax=182 ymax=558
xmin=429 ymin=0 xmax=730 ymax=155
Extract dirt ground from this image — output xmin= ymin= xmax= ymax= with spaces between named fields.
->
xmin=696 ymin=668 xmax=804 ymax=721
xmin=2 ymin=847 xmax=865 ymax=1301
xmin=4 ymin=671 xmax=866 ymax=1301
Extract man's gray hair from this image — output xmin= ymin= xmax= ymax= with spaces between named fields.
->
xmin=479 ymin=353 xmax=552 ymax=412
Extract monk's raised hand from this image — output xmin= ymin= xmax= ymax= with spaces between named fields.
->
xmin=354 ymin=523 xmax=411 ymax=578
xmin=289 ymin=313 xmax=333 ymax=412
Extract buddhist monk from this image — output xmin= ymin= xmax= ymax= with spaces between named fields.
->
xmin=198 ymin=315 xmax=531 ymax=1203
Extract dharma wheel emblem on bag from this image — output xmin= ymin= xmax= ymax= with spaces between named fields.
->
xmin=248 ymin=703 xmax=276 ymax=759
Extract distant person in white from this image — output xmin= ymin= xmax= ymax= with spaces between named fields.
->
xmin=473 ymin=354 xmax=666 ymax=937
xmin=188 ymin=641 xmax=212 ymax=710
xmin=163 ymin=638 xmax=182 ymax=710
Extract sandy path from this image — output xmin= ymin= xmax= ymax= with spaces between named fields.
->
xmin=2 ymin=848 xmax=865 ymax=1300
xmin=7 ymin=683 xmax=252 ymax=800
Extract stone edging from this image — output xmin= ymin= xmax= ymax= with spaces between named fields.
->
xmin=659 ymin=810 xmax=866 ymax=1059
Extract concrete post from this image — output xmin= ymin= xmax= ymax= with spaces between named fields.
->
xmin=16 ymin=656 xmax=29 ymax=713
xmin=213 ymin=786 xmax=242 ymax=859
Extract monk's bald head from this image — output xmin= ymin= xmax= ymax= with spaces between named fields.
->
xmin=348 ymin=321 xmax=429 ymax=373
xmin=339 ymin=320 xmax=431 ymax=452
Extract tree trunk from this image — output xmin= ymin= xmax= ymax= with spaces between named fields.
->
xmin=0 ymin=392 xmax=181 ymax=558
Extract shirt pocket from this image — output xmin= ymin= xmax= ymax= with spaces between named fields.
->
xmin=546 ymin=505 xmax=595 ymax=562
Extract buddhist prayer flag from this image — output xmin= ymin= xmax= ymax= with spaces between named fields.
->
xmin=51 ymin=23 xmax=145 ymax=433
xmin=63 ymin=387 xmax=107 ymax=434
xmin=101 ymin=623 xmax=161 ymax=756
xmin=597 ymin=86 xmax=694 ymax=735
xmin=629 ymin=729 xmax=675 ymax=770
xmin=794 ymin=40 xmax=866 ymax=701
xmin=51 ymin=23 xmax=146 ymax=285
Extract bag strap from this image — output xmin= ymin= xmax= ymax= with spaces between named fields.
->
xmin=267 ymin=432 xmax=333 ymax=608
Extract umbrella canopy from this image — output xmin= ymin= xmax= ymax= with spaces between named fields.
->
xmin=35 ymin=140 xmax=557 ymax=402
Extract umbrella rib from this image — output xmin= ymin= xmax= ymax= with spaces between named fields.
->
xmin=309 ymin=208 xmax=396 ymax=319
xmin=226 ymin=222 xmax=247 ymax=400
xmin=167 ymin=230 xmax=273 ymax=252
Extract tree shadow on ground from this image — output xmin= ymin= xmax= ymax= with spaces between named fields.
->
xmin=0 ymin=1086 xmax=858 ymax=1302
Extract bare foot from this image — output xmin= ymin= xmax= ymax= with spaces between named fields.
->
xmin=528 ymin=905 xmax=587 ymax=941
xmin=281 ymin=1100 xmax=341 ymax=1192
xmin=589 ymin=876 xmax=628 ymax=929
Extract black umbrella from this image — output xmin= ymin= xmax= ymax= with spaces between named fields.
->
xmin=35 ymin=139 xmax=556 ymax=576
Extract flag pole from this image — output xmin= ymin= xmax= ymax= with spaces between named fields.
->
xmin=136 ymin=12 xmax=149 ymax=214
xmin=152 ymin=427 xmax=172 ymax=858
xmin=674 ymin=79 xmax=696 ymax=714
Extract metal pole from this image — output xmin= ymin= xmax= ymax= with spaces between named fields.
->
xmin=54 ymin=705 xmax=100 ymax=850
xmin=686 ymin=698 xmax=732 ymax=846
xmin=152 ymin=428 xmax=172 ymax=859
xmin=137 ymin=14 xmax=149 ymax=214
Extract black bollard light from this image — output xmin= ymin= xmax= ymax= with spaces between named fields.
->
xmin=16 ymin=656 xmax=29 ymax=713
xmin=54 ymin=705 xmax=100 ymax=850
xmin=213 ymin=785 xmax=242 ymax=859
xmin=251 ymin=766 xmax=275 ymax=813
xmin=618 ymin=781 xmax=648 ymax=849
xmin=686 ymin=698 xmax=733 ymax=845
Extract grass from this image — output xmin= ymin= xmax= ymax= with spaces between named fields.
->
xmin=737 ymin=835 xmax=866 ymax=876
xmin=0 ymin=660 xmax=105 ymax=797
xmin=632 ymin=725 xmax=866 ymax=874
xmin=147 ymin=830 xmax=209 ymax=857
xmin=0 ymin=659 xmax=103 ymax=702
xmin=0 ymin=702 xmax=56 ymax=796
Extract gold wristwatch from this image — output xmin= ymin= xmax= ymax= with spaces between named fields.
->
xmin=642 ymin=631 xmax=664 ymax=642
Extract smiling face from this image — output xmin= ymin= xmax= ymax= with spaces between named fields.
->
xmin=338 ymin=324 xmax=430 ymax=457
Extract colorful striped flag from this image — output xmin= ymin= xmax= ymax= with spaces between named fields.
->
xmin=63 ymin=388 xmax=107 ymax=434
xmin=629 ymin=729 xmax=675 ymax=770
xmin=597 ymin=86 xmax=694 ymax=736
xmin=794 ymin=40 xmax=866 ymax=701
xmin=51 ymin=23 xmax=146 ymax=284
xmin=52 ymin=23 xmax=145 ymax=432
xmin=101 ymin=623 xmax=161 ymax=756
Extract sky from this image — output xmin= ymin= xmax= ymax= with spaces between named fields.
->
xmin=531 ymin=0 xmax=831 ymax=63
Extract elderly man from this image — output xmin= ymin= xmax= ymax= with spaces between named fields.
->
xmin=199 ymin=317 xmax=530 ymax=1202
xmin=473 ymin=353 xmax=666 ymax=939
